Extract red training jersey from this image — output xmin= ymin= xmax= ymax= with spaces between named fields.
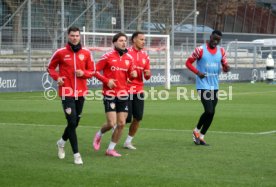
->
xmin=127 ymin=46 xmax=151 ymax=94
xmin=96 ymin=49 xmax=135 ymax=96
xmin=48 ymin=44 xmax=96 ymax=97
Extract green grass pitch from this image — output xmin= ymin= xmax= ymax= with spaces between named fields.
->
xmin=0 ymin=83 xmax=275 ymax=187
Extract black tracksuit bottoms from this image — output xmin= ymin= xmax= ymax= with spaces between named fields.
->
xmin=196 ymin=90 xmax=218 ymax=135
xmin=61 ymin=96 xmax=85 ymax=154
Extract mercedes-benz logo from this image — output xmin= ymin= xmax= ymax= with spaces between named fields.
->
xmin=42 ymin=72 xmax=57 ymax=100
xmin=251 ymin=69 xmax=258 ymax=82
xmin=42 ymin=72 xmax=53 ymax=90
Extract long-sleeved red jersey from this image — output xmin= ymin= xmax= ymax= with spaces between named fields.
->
xmin=96 ymin=49 xmax=135 ymax=96
xmin=127 ymin=46 xmax=151 ymax=94
xmin=47 ymin=44 xmax=96 ymax=97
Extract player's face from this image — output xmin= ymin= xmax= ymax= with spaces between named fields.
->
xmin=114 ymin=36 xmax=127 ymax=50
xmin=68 ymin=31 xmax=80 ymax=45
xmin=133 ymin=34 xmax=146 ymax=50
xmin=209 ymin=34 xmax=221 ymax=49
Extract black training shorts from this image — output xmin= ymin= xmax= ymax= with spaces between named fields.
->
xmin=126 ymin=93 xmax=144 ymax=123
xmin=103 ymin=95 xmax=129 ymax=113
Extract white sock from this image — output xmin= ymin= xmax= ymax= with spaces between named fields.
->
xmin=200 ymin=134 xmax=205 ymax=139
xmin=58 ymin=138 xmax=66 ymax=147
xmin=107 ymin=141 xmax=117 ymax=150
xmin=194 ymin=128 xmax=200 ymax=133
xmin=74 ymin=152 xmax=81 ymax=158
xmin=125 ymin=135 xmax=133 ymax=144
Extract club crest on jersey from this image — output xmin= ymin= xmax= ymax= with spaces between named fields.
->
xmin=125 ymin=60 xmax=129 ymax=66
xmin=65 ymin=107 xmax=72 ymax=115
xmin=142 ymin=59 xmax=146 ymax=64
xmin=110 ymin=102 xmax=115 ymax=109
xmin=78 ymin=54 xmax=84 ymax=61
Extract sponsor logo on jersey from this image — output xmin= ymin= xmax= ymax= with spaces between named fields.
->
xmin=125 ymin=60 xmax=129 ymax=66
xmin=111 ymin=66 xmax=128 ymax=71
xmin=64 ymin=54 xmax=72 ymax=61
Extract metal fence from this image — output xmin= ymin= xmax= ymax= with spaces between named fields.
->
xmin=0 ymin=0 xmax=276 ymax=71
xmin=0 ymin=0 xmax=194 ymax=71
xmin=176 ymin=32 xmax=276 ymax=69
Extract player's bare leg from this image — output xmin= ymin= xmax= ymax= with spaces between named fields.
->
xmin=93 ymin=112 xmax=116 ymax=151
xmin=129 ymin=118 xmax=140 ymax=137
xmin=124 ymin=118 xmax=140 ymax=150
xmin=106 ymin=112 xmax=127 ymax=157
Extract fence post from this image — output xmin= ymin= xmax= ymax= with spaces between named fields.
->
xmin=0 ymin=30 xmax=2 ymax=51
xmin=27 ymin=0 xmax=31 ymax=71
xmin=253 ymin=46 xmax=257 ymax=69
xmin=234 ymin=39 xmax=237 ymax=69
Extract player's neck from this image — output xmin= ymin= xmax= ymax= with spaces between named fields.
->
xmin=206 ymin=42 xmax=216 ymax=49
xmin=133 ymin=46 xmax=142 ymax=51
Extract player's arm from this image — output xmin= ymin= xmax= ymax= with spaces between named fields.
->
xmin=128 ymin=58 xmax=137 ymax=79
xmin=47 ymin=51 xmax=67 ymax=86
xmin=94 ymin=56 xmax=109 ymax=84
xmin=47 ymin=51 xmax=62 ymax=81
xmin=221 ymin=48 xmax=230 ymax=72
xmin=185 ymin=47 xmax=205 ymax=78
xmin=76 ymin=52 xmax=95 ymax=79
xmin=75 ymin=51 xmax=116 ymax=82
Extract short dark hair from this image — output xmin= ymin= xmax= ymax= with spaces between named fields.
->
xmin=67 ymin=26 xmax=80 ymax=34
xmin=131 ymin=31 xmax=145 ymax=42
xmin=212 ymin=30 xmax=222 ymax=37
xmin=112 ymin=32 xmax=127 ymax=43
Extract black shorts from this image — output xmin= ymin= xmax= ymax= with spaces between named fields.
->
xmin=126 ymin=93 xmax=144 ymax=123
xmin=103 ymin=95 xmax=129 ymax=113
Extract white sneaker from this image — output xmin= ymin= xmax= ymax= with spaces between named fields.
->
xmin=74 ymin=154 xmax=83 ymax=165
xmin=123 ymin=142 xmax=136 ymax=150
xmin=56 ymin=141 xmax=65 ymax=159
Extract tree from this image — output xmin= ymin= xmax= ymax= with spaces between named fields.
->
xmin=84 ymin=0 xmax=93 ymax=32
xmin=146 ymin=0 xmax=197 ymax=34
xmin=136 ymin=0 xmax=147 ymax=31
xmin=38 ymin=0 xmax=61 ymax=50
xmin=197 ymin=0 xmax=256 ymax=31
xmin=3 ymin=0 xmax=25 ymax=53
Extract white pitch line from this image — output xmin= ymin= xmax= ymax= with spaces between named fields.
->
xmin=0 ymin=122 xmax=275 ymax=135
xmin=1 ymin=90 xmax=275 ymax=101
xmin=139 ymin=128 xmax=276 ymax=135
xmin=257 ymin=130 xmax=276 ymax=135
xmin=229 ymin=90 xmax=276 ymax=96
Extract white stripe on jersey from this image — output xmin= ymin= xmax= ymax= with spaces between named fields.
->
xmin=98 ymin=50 xmax=114 ymax=61
xmin=126 ymin=53 xmax=134 ymax=60
xmin=191 ymin=46 xmax=203 ymax=59
xmin=88 ymin=51 xmax=96 ymax=73
xmin=47 ymin=47 xmax=66 ymax=66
